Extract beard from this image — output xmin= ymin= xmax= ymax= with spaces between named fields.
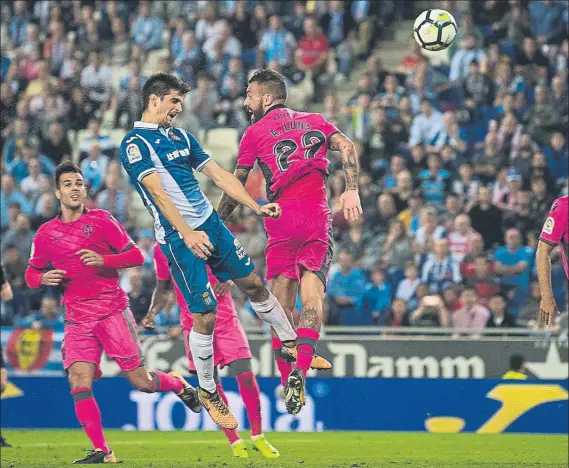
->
xmin=247 ymin=107 xmax=264 ymax=124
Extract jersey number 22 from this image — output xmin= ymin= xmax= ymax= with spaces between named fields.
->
xmin=273 ymin=130 xmax=326 ymax=172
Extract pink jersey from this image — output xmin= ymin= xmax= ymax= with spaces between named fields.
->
xmin=539 ymin=195 xmax=569 ymax=279
xmin=28 ymin=209 xmax=134 ymax=322
xmin=238 ymin=105 xmax=340 ymax=201
xmin=153 ymin=243 xmax=236 ymax=330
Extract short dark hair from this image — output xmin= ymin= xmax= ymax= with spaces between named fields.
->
xmin=55 ymin=161 xmax=83 ymax=188
xmin=248 ymin=69 xmax=287 ymax=100
xmin=141 ymin=73 xmax=191 ymax=111
xmin=510 ymin=354 xmax=525 ymax=371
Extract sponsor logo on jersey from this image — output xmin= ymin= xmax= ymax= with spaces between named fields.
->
xmin=166 ymin=148 xmax=190 ymax=161
xmin=83 ymin=224 xmax=93 ymax=237
xmin=543 ymin=217 xmax=555 ymax=235
xmin=126 ymin=143 xmax=142 ymax=163
xmin=234 ymin=239 xmax=246 ymax=260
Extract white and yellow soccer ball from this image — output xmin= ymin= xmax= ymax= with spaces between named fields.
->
xmin=413 ymin=9 xmax=457 ymax=52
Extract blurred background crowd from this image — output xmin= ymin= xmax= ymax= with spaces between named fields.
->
xmin=0 ymin=0 xmax=567 ymax=337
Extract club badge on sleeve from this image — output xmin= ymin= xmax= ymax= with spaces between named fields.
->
xmin=543 ymin=217 xmax=555 ymax=235
xmin=127 ymin=144 xmax=142 ymax=163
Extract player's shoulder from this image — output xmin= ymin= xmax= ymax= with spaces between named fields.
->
xmin=552 ymin=195 xmax=569 ymax=211
xmin=35 ymin=217 xmax=59 ymax=237
xmin=85 ymin=208 xmax=114 ymax=222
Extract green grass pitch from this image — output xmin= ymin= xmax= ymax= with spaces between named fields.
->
xmin=1 ymin=430 xmax=567 ymax=467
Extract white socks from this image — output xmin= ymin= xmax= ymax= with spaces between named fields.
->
xmin=189 ymin=329 xmax=216 ymax=393
xmin=251 ymin=292 xmax=297 ymax=342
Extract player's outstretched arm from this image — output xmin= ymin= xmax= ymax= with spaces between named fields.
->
xmin=536 ymin=240 xmax=558 ymax=328
xmin=329 ymin=132 xmax=363 ymax=222
xmin=217 ymin=166 xmax=252 ymax=221
xmin=141 ymin=172 xmax=214 ymax=259
xmin=203 ymin=161 xmax=281 ymax=219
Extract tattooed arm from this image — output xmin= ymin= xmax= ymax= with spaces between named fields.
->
xmin=217 ymin=166 xmax=252 ymax=221
xmin=328 ymin=132 xmax=363 ymax=222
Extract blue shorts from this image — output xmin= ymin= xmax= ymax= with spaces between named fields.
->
xmin=161 ymin=211 xmax=255 ymax=313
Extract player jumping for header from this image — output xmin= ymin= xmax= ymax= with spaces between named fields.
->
xmin=217 ymin=69 xmax=362 ymax=415
xmin=25 ymin=162 xmax=201 ymax=465
xmin=536 ymin=194 xmax=568 ymax=328
xmin=120 ymin=73 xmax=298 ymax=429
xmin=145 ymin=243 xmax=279 ymax=459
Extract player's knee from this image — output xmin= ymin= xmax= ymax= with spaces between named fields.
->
xmin=238 ymin=274 xmax=265 ymax=301
xmin=68 ymin=371 xmax=92 ymax=390
xmin=192 ymin=311 xmax=216 ymax=334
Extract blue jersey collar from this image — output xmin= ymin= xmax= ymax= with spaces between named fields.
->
xmin=134 ymin=121 xmax=159 ymax=129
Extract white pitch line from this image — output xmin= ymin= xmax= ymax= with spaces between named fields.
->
xmin=17 ymin=439 xmax=319 ymax=448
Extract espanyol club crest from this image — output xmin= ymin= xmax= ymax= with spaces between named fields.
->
xmin=203 ymin=292 xmax=213 ymax=307
xmin=169 ymin=131 xmax=182 ymax=142
xmin=6 ymin=327 xmax=54 ymax=372
xmin=83 ymin=224 xmax=93 ymax=237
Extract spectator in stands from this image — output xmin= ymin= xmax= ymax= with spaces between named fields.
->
xmin=173 ymin=30 xmax=205 ymax=86
xmin=410 ymin=293 xmax=450 ymax=327
xmin=409 ymin=98 xmax=444 ymax=147
xmin=8 ymin=0 xmax=29 ymax=48
xmin=297 ymin=17 xmax=330 ymax=101
xmin=465 ymin=256 xmax=502 ymax=306
xmin=469 ymin=186 xmax=504 ymax=249
xmin=1 ymin=174 xmax=32 ymax=229
xmin=486 ymin=293 xmax=518 ymax=328
xmin=43 ymin=20 xmax=67 ymax=77
xmin=390 ymin=169 xmax=413 ymax=213
xmin=39 ymin=121 xmax=72 ymax=166
xmin=448 ymin=214 xmax=476 ymax=263
xmin=363 ymin=266 xmax=391 ymax=325
xmin=382 ymin=219 xmax=414 ymax=274
xmin=422 ymin=239 xmax=461 ymax=294
xmin=460 ymin=233 xmax=488 ymax=277
xmin=203 ymin=20 xmax=242 ymax=61
xmin=232 ymin=1 xmax=259 ymax=67
xmin=327 ymin=250 xmax=367 ymax=325
xmin=31 ymin=194 xmax=57 ymax=231
xmin=452 ymin=287 xmax=490 ymax=336
xmin=131 ymin=0 xmax=164 ymax=53
xmin=15 ymin=296 xmax=63 ymax=330
xmin=1 ymin=214 xmax=34 ymax=259
xmin=544 ymin=132 xmax=569 ymax=184
xmin=494 ymin=228 xmax=534 ymax=313
xmin=442 ymin=284 xmax=462 ymax=312
xmin=257 ymin=15 xmax=297 ymax=68
xmin=80 ymin=51 xmax=113 ymax=112
xmin=126 ymin=267 xmax=152 ymax=324
xmin=529 ymin=177 xmax=554 ymax=225
xmin=19 ymin=157 xmax=48 ymax=202
xmin=395 ymin=261 xmax=422 ymax=307
xmin=418 ymin=153 xmax=450 ymax=206
xmin=195 ymin=4 xmax=223 ymax=44
xmin=449 ymin=34 xmax=487 ymax=82
xmin=463 ymin=59 xmax=494 ymax=107
xmin=96 ymin=169 xmax=130 ymax=224
xmin=8 ymin=142 xmax=55 ymax=184
xmin=81 ymin=142 xmax=109 ymax=195
xmin=473 ymin=131 xmax=507 ymax=184
xmin=339 ymin=213 xmax=373 ymax=264
xmin=369 ymin=193 xmax=397 ymax=236
xmin=408 ymin=144 xmax=428 ymax=179
xmin=519 ymin=281 xmax=541 ymax=326
xmin=441 ymin=193 xmax=463 ymax=232
xmin=110 ymin=18 xmax=131 ymax=67
xmin=502 ymin=354 xmax=528 ymax=379
xmin=491 ymin=0 xmax=530 ymax=49
xmin=79 ymin=118 xmax=117 ymax=161
xmin=189 ymin=73 xmax=219 ymax=131
xmin=413 ymin=205 xmax=446 ymax=262
xmin=385 ymin=298 xmax=411 ymax=327
xmin=527 ymin=85 xmax=562 ymax=146
xmin=528 ymin=0 xmax=566 ymax=45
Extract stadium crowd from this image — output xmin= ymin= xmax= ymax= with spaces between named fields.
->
xmin=0 ymin=0 xmax=567 ymax=336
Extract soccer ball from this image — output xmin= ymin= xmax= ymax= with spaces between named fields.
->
xmin=413 ymin=9 xmax=457 ymax=52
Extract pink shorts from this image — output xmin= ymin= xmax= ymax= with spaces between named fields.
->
xmin=183 ymin=314 xmax=252 ymax=371
xmin=263 ymin=198 xmax=333 ymax=286
xmin=62 ymin=308 xmax=143 ymax=378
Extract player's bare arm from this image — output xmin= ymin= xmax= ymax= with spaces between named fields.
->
xmin=1 ymin=281 xmax=13 ymax=302
xmin=328 ymin=132 xmax=363 ymax=223
xmin=144 ymin=278 xmax=173 ymax=329
xmin=536 ymin=240 xmax=558 ymax=328
xmin=141 ymin=172 xmax=214 ymax=260
xmin=202 ymin=161 xmax=281 ymax=219
xmin=217 ymin=166 xmax=252 ymax=221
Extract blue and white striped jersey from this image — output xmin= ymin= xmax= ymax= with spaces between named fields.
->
xmin=120 ymin=121 xmax=213 ymax=244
